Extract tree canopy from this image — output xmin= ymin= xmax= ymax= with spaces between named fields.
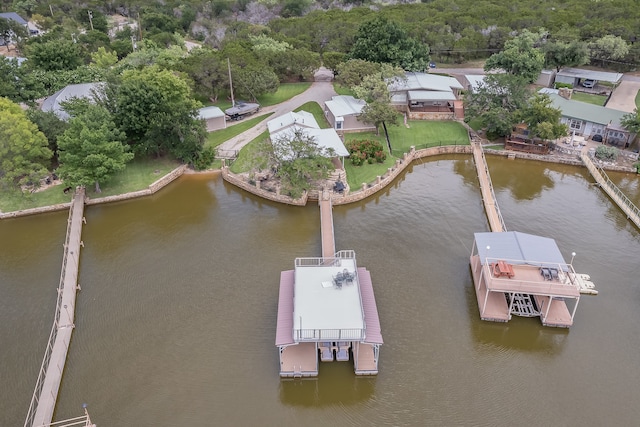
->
xmin=0 ymin=97 xmax=52 ymax=190
xmin=108 ymin=66 xmax=205 ymax=163
xmin=484 ymin=30 xmax=545 ymax=83
xmin=517 ymin=94 xmax=567 ymax=141
xmin=57 ymin=102 xmax=133 ymax=193
xmin=350 ymin=16 xmax=430 ymax=72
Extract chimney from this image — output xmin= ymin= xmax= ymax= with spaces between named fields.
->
xmin=558 ymin=87 xmax=572 ymax=100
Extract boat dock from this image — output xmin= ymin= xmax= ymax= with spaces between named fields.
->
xmin=581 ymin=152 xmax=640 ymax=229
xmin=471 ymin=142 xmax=507 ymax=232
xmin=275 ymin=193 xmax=382 ymax=377
xmin=25 ymin=189 xmax=86 ymax=427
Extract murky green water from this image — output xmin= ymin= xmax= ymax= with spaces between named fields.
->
xmin=1 ymin=156 xmax=639 ymax=426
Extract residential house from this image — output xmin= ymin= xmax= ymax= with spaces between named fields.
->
xmin=267 ymin=111 xmax=349 ymax=162
xmin=388 ymin=72 xmax=464 ymax=120
xmin=198 ymin=106 xmax=226 ymax=131
xmin=41 ymin=82 xmax=104 ymax=120
xmin=324 ymin=95 xmax=375 ymax=133
xmin=541 ymin=89 xmax=635 ymax=147
xmin=0 ymin=12 xmax=28 ymax=45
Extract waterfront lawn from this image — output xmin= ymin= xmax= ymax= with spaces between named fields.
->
xmin=571 ymin=92 xmax=607 ymax=106
xmin=91 ymin=157 xmax=179 ymax=197
xmin=0 ymin=157 xmax=179 ymax=212
xmin=230 ymin=130 xmax=269 ymax=174
xmin=467 ymin=117 xmax=484 ymax=131
xmin=294 ymin=102 xmax=330 ymax=128
xmin=344 ymin=155 xmax=397 ymax=191
xmin=205 ymin=113 xmax=272 ymax=149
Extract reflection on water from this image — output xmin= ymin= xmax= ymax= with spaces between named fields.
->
xmin=487 ymin=157 xmax=556 ymax=201
xmin=279 ymin=364 xmax=376 ymax=407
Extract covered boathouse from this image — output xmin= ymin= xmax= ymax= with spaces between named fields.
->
xmin=275 ymin=250 xmax=382 ymax=377
xmin=469 ymin=231 xmax=581 ymax=328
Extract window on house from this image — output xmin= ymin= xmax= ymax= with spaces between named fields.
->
xmin=569 ymin=119 xmax=583 ymax=130
xmin=336 ymin=121 xmax=342 ymax=130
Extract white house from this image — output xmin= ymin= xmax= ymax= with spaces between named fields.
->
xmin=41 ymin=82 xmax=105 ymax=120
xmin=324 ymin=95 xmax=376 ymax=133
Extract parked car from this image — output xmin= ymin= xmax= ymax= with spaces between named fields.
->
xmin=428 ymin=61 xmax=437 ymax=69
xmin=582 ymin=79 xmax=596 ymax=88
xmin=592 ymin=134 xmax=603 ymax=142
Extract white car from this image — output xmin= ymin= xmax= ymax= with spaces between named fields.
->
xmin=582 ymin=79 xmax=596 ymax=88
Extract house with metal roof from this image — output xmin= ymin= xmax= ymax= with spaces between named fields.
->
xmin=388 ymin=72 xmax=465 ymax=119
xmin=542 ymin=90 xmax=634 ymax=147
xmin=469 ymin=231 xmax=583 ymax=327
xmin=0 ymin=12 xmax=28 ymax=27
xmin=41 ymin=82 xmax=104 ymax=121
xmin=197 ymin=106 xmax=226 ymax=131
xmin=324 ymin=95 xmax=376 ymax=133
xmin=268 ymin=111 xmax=349 ymax=159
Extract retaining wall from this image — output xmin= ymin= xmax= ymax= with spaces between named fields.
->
xmin=1 ymin=165 xmax=187 ymax=219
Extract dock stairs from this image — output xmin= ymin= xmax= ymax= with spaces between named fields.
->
xmin=507 ymin=293 xmax=540 ymax=317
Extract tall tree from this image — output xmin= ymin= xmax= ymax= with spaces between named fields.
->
xmin=350 ymin=16 xmax=430 ymax=72
xmin=464 ymin=74 xmax=531 ymax=137
xmin=57 ymin=103 xmax=133 ymax=193
xmin=352 ymin=66 xmax=403 ymax=138
xmin=621 ymin=109 xmax=640 ymax=137
xmin=255 ymin=127 xmax=335 ymax=199
xmin=108 ymin=66 xmax=205 ymax=163
xmin=484 ymin=30 xmax=545 ymax=83
xmin=543 ymin=40 xmax=589 ymax=71
xmin=27 ymin=39 xmax=84 ymax=71
xmin=517 ymin=94 xmax=567 ymax=141
xmin=0 ymin=97 xmax=52 ymax=190
xmin=589 ymin=35 xmax=630 ymax=65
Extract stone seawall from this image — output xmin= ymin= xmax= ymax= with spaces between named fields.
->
xmin=221 ymin=167 xmax=308 ymax=206
xmin=0 ymin=165 xmax=187 ymax=219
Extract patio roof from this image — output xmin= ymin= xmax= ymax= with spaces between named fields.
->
xmin=325 ymin=95 xmax=367 ymax=117
xmin=556 ymin=68 xmax=623 ymax=84
xmin=474 ymin=231 xmax=568 ymax=269
xmin=408 ymin=90 xmax=456 ymax=101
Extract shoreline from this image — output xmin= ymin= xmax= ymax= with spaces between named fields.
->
xmin=0 ymin=148 xmax=636 ymax=219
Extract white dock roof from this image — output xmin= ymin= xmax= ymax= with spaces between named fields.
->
xmin=293 ymin=258 xmax=364 ymax=335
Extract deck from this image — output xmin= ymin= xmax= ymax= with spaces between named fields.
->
xmin=470 ymin=255 xmax=578 ymax=327
xmin=280 ymin=343 xmax=318 ymax=378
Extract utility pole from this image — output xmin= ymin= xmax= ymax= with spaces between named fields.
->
xmin=88 ymin=10 xmax=94 ymax=31
xmin=227 ymin=58 xmax=235 ymax=108
xmin=49 ymin=4 xmax=54 ymax=17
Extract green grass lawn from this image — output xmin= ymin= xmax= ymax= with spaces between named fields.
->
xmin=571 ymin=92 xmax=607 ymax=106
xmin=342 ymin=120 xmax=470 ymax=187
xmin=199 ymin=83 xmax=312 ymax=111
xmin=229 ymin=130 xmax=269 ymax=174
xmin=205 ymin=113 xmax=273 ymax=149
xmin=333 ymin=84 xmax=355 ymax=96
xmin=294 ymin=102 xmax=330 ymax=128
xmin=467 ymin=117 xmax=484 ymax=131
xmin=0 ymin=157 xmax=180 ymax=212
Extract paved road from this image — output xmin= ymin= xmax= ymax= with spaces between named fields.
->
xmin=217 ymin=68 xmax=337 ymax=155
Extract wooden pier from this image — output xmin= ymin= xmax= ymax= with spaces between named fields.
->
xmin=319 ymin=190 xmax=335 ymax=258
xmin=471 ymin=142 xmax=506 ymax=232
xmin=25 ymin=189 xmax=86 ymax=427
xmin=581 ymin=152 xmax=640 ymax=229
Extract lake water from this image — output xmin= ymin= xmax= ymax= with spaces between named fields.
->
xmin=1 ymin=155 xmax=639 ymax=426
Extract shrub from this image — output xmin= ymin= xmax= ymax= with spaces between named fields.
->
xmin=346 ymin=139 xmax=387 ymax=166
xmin=595 ymin=145 xmax=618 ymax=161
xmin=193 ymin=146 xmax=216 ymax=170
xmin=554 ymin=82 xmax=573 ymax=89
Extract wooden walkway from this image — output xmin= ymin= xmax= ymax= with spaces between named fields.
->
xmin=471 ymin=142 xmax=506 ymax=232
xmin=319 ymin=190 xmax=335 ymax=258
xmin=581 ymin=152 xmax=640 ymax=229
xmin=25 ymin=189 xmax=86 ymax=427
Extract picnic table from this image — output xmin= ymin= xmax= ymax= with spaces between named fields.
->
xmin=493 ymin=260 xmax=515 ymax=278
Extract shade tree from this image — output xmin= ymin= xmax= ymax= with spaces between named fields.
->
xmin=484 ymin=30 xmax=545 ymax=83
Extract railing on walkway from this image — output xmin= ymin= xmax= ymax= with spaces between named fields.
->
xmin=34 ymin=408 xmax=94 ymax=427
xmin=474 ymin=143 xmax=508 ymax=232
xmin=581 ymin=152 xmax=640 ymax=229
xmin=24 ymin=198 xmax=76 ymax=427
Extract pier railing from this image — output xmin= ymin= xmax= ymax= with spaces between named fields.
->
xmin=24 ymin=200 xmax=75 ymax=427
xmin=294 ymin=328 xmax=365 ymax=341
xmin=476 ymin=143 xmax=508 ymax=232
xmin=581 ymin=152 xmax=640 ymax=229
xmin=482 ymin=257 xmax=580 ymax=295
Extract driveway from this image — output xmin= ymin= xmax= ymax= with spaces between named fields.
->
xmin=606 ymin=80 xmax=640 ymax=112
xmin=217 ymin=68 xmax=337 ymax=155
